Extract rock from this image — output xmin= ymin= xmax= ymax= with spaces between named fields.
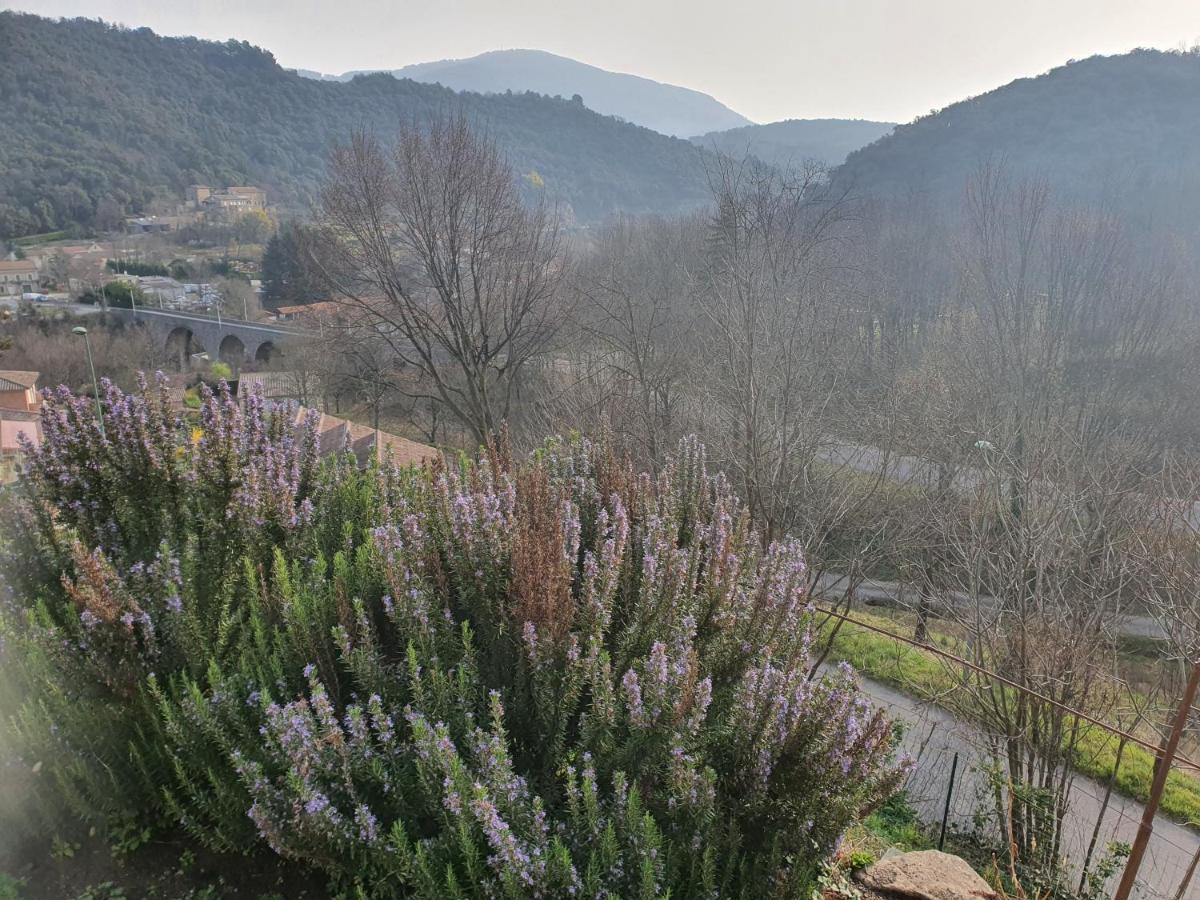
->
xmin=855 ymin=850 xmax=998 ymax=900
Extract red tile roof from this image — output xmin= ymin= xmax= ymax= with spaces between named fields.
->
xmin=292 ymin=407 xmax=439 ymax=469
xmin=0 ymin=370 xmax=39 ymax=390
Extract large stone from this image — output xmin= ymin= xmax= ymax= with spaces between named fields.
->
xmin=855 ymin=850 xmax=998 ymax=900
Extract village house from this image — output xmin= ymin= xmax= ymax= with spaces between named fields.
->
xmin=271 ymin=300 xmax=352 ymax=326
xmin=187 ymin=184 xmax=268 ymax=217
xmin=0 ymin=371 xmax=42 ymax=484
xmin=294 ymin=406 xmax=439 ymax=469
xmin=135 ymin=275 xmax=188 ymax=307
xmin=0 ymin=371 xmax=42 ymax=413
xmin=0 ymin=259 xmax=40 ymax=296
xmin=237 ymin=371 xmax=312 ymax=404
xmin=126 ymin=216 xmax=176 ymax=234
xmin=160 ymin=372 xmax=438 ymax=470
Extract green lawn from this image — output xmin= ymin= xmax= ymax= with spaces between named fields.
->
xmin=822 ymin=610 xmax=1200 ymax=829
xmin=13 ymin=230 xmax=68 ymax=246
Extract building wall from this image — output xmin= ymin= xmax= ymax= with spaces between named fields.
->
xmin=0 ymin=270 xmax=39 ymax=295
xmin=0 ymin=388 xmax=36 ymax=411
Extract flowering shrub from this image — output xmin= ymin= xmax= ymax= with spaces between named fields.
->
xmin=4 ymin=377 xmax=904 ymax=897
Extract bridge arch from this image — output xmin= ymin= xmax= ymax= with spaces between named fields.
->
xmin=166 ymin=327 xmax=207 ymax=371
xmin=219 ymin=334 xmax=247 ymax=371
xmin=255 ymin=340 xmax=279 ymax=364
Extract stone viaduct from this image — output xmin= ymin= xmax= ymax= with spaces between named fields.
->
xmin=107 ymin=307 xmax=310 ymax=371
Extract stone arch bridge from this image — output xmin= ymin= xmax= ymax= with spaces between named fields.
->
xmin=107 ymin=307 xmax=311 ymax=371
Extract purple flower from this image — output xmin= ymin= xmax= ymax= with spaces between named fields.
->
xmin=304 ymin=792 xmax=329 ymax=815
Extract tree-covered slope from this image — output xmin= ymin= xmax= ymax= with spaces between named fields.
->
xmin=692 ymin=118 xmax=894 ymax=168
xmin=0 ymin=14 xmax=713 ymax=238
xmin=329 ymin=49 xmax=753 ymax=138
xmin=833 ymin=49 xmax=1200 ymax=231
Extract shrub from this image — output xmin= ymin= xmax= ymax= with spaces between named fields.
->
xmin=3 ymin=376 xmax=905 ymax=897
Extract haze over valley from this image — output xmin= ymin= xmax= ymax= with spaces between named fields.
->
xmin=4 ymin=4 xmax=1200 ymax=898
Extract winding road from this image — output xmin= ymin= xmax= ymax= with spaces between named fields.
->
xmin=852 ymin=672 xmax=1199 ymax=898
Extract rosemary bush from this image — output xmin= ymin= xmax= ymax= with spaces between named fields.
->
xmin=3 ymin=376 xmax=904 ymax=897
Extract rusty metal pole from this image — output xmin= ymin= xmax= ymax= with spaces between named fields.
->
xmin=1114 ymin=659 xmax=1200 ymax=900
xmin=939 ymin=752 xmax=959 ymax=851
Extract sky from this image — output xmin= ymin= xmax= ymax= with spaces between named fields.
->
xmin=8 ymin=0 xmax=1200 ymax=123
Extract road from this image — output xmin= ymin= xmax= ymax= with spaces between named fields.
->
xmin=850 ymin=671 xmax=1199 ymax=898
xmin=812 ymin=571 xmax=1169 ymax=642
xmin=0 ymin=296 xmax=310 ymax=339
xmin=106 ymin=305 xmax=308 ymax=337
xmin=0 ymin=296 xmax=102 ymax=317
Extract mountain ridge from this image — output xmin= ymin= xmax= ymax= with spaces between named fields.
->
xmin=0 ymin=14 xmax=715 ymax=238
xmin=831 ymin=48 xmax=1200 ymax=235
xmin=297 ymin=48 xmax=754 ymax=138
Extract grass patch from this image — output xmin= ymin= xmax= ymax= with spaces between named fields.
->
xmin=13 ymin=230 xmax=68 ymax=246
xmin=1114 ymin=632 xmax=1169 ymax=660
xmin=862 ymin=791 xmax=933 ymax=852
xmin=822 ymin=610 xmax=1200 ymax=830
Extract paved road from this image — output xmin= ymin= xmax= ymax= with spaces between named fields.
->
xmin=106 ymin=305 xmax=309 ymax=337
xmin=818 ymin=437 xmax=1200 ymax=538
xmin=812 ymin=571 xmax=1169 ymax=642
xmin=0 ymin=296 xmax=101 ymax=317
xmin=849 ymin=671 xmax=1199 ymax=898
xmin=0 ymin=297 xmax=312 ymax=340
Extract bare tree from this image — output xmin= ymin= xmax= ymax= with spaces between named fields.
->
xmin=557 ymin=214 xmax=703 ymax=468
xmin=318 ymin=113 xmax=568 ymax=447
xmin=701 ymin=156 xmax=879 ymax=541
xmin=893 ymin=165 xmax=1198 ymax=887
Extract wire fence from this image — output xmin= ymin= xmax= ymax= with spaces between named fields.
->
xmin=815 ymin=605 xmax=1200 ymax=899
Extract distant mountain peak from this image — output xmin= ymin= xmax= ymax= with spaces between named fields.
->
xmin=300 ymin=48 xmax=753 ymax=138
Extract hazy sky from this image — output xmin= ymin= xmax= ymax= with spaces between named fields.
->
xmin=9 ymin=0 xmax=1200 ymax=123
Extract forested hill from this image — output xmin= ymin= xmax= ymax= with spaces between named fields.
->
xmin=833 ymin=49 xmax=1200 ymax=232
xmin=692 ymin=118 xmax=895 ymax=168
xmin=0 ymin=13 xmax=713 ymax=239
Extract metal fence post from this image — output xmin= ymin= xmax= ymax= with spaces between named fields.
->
xmin=939 ymin=752 xmax=959 ymax=851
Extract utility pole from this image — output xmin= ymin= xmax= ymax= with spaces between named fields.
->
xmin=72 ymin=326 xmax=105 ymax=438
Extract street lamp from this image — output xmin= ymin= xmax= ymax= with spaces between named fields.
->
xmin=72 ymin=326 xmax=105 ymax=438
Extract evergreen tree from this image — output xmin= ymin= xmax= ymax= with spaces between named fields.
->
xmin=261 ymin=222 xmax=330 ymax=309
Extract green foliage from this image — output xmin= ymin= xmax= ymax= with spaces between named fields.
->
xmin=1078 ymin=842 xmax=1130 ymax=900
xmin=843 ymin=849 xmax=876 ymax=870
xmin=168 ymin=260 xmax=195 ymax=281
xmin=861 ymin=791 xmax=930 ymax=852
xmin=51 ymin=837 xmax=82 ymax=860
xmin=3 ymin=379 xmax=906 ymax=897
xmin=96 ymin=281 xmax=144 ymax=310
xmin=13 ymin=230 xmax=67 ymax=246
xmin=106 ymin=815 xmax=154 ymax=860
xmin=809 ymin=860 xmax=862 ymax=900
xmin=105 ymin=260 xmax=169 ymax=277
xmin=233 ymin=209 xmax=273 ymax=244
xmin=0 ymin=13 xmax=712 ymax=238
xmin=72 ymin=884 xmax=126 ymax=900
xmin=261 ymin=222 xmax=331 ymax=310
